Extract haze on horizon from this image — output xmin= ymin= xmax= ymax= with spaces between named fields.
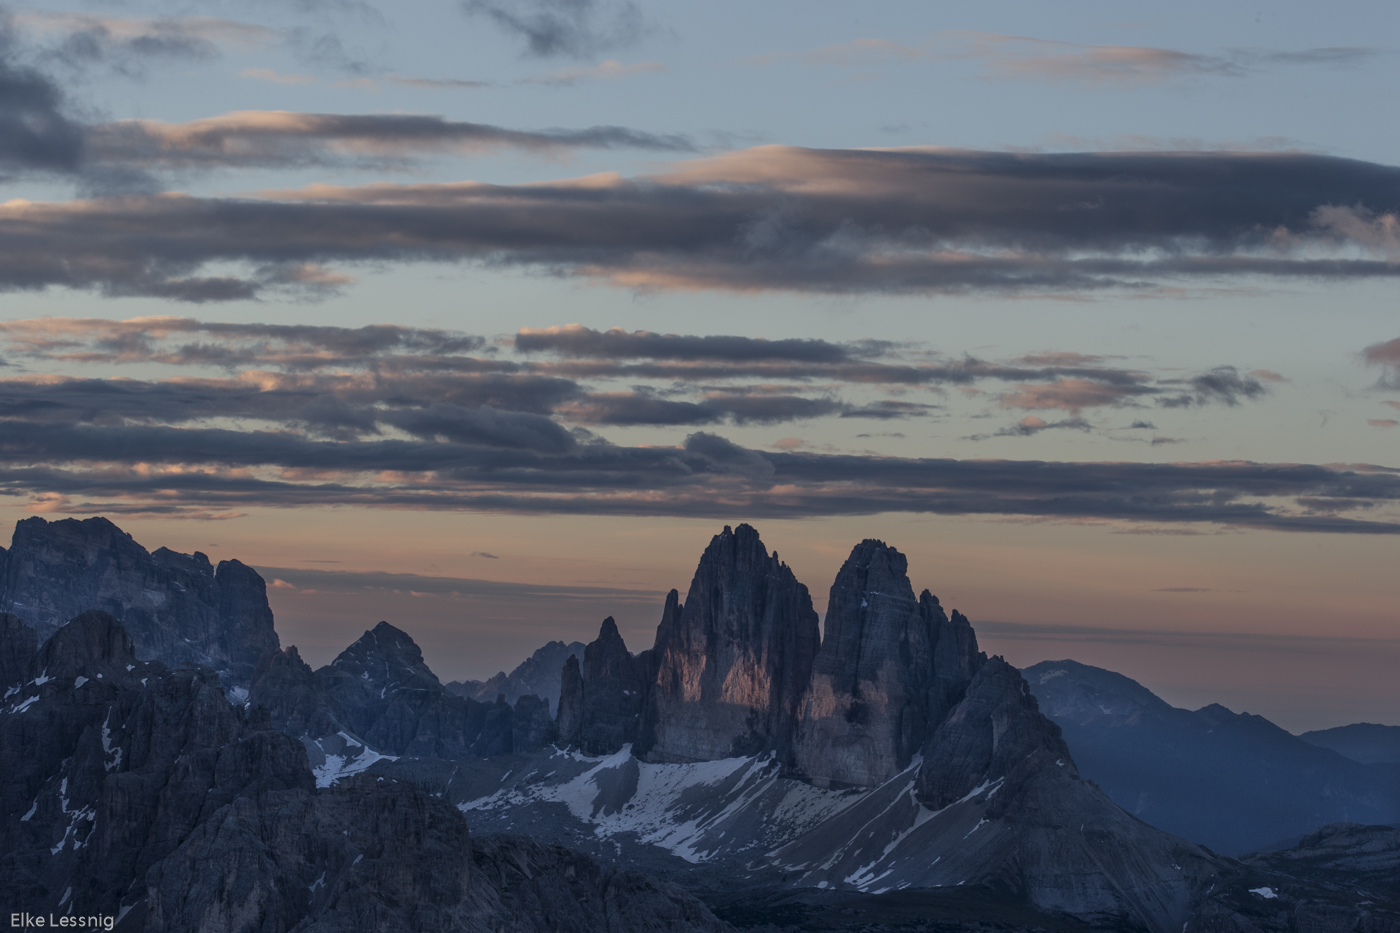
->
xmin=0 ymin=0 xmax=1395 ymax=734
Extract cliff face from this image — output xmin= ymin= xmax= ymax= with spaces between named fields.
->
xmin=0 ymin=613 xmax=734 ymax=933
xmin=0 ymin=517 xmax=278 ymax=688
xmin=914 ymin=655 xmax=1071 ymax=808
xmin=638 ymin=525 xmax=820 ymax=763
xmin=791 ymin=540 xmax=984 ymax=788
xmin=576 ymin=617 xmax=648 ymax=756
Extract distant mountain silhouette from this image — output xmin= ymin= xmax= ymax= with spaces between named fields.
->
xmin=1023 ymin=659 xmax=1400 ymax=855
xmin=446 ymin=638 xmax=586 ymax=709
xmin=1301 ymin=722 xmax=1400 ymax=765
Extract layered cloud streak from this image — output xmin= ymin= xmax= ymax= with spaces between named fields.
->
xmin=3 ymin=146 xmax=1398 ymax=299
xmin=0 ymin=316 xmax=1390 ymax=533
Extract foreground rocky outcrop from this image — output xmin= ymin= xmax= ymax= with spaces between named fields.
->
xmin=0 ymin=611 xmax=734 ymax=932
xmin=1189 ymin=823 xmax=1400 ymax=933
xmin=0 ymin=517 xmax=279 ymax=688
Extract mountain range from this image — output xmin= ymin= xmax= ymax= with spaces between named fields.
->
xmin=1 ymin=515 xmax=1396 ymax=933
xmin=1023 ymin=659 xmax=1400 ymax=855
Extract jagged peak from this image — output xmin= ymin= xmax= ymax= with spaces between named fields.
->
xmin=597 ymin=616 xmax=622 ymax=642
xmin=841 ymin=538 xmax=908 ymax=577
xmin=330 ymin=620 xmax=440 ymax=685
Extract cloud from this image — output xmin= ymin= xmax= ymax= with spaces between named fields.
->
xmin=0 ymin=317 xmax=1271 ymax=439
xmin=0 ymin=20 xmax=87 ymax=175
xmin=86 ymin=110 xmax=696 ymax=171
xmin=254 ymin=565 xmax=655 ymax=603
xmin=1362 ymin=338 xmax=1400 ymax=390
xmin=0 ymin=426 xmax=1396 ymax=534
xmin=462 ymin=0 xmax=648 ymax=59
xmin=1158 ymin=367 xmax=1270 ymax=408
xmin=1369 ymin=419 xmax=1399 ymax=428
xmin=773 ymin=31 xmax=1380 ymax=87
xmin=0 ymin=326 xmax=1380 ymax=530
xmin=18 ymin=12 xmax=277 ymax=77
xmin=5 ymin=145 xmax=1398 ymax=300
xmin=987 ymin=415 xmax=1092 ymax=438
xmin=516 ymin=325 xmax=863 ymax=362
xmin=387 ymin=75 xmax=493 ymax=90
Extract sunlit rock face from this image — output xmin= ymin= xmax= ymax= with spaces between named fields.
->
xmin=792 ymin=540 xmax=986 ymax=788
xmin=0 ymin=516 xmax=278 ymax=688
xmin=637 ymin=524 xmax=819 ymax=763
xmin=794 ymin=540 xmax=930 ymax=787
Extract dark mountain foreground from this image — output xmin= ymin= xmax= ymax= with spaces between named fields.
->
xmin=0 ymin=610 xmax=731 ymax=931
xmin=1022 ymin=659 xmax=1400 ymax=856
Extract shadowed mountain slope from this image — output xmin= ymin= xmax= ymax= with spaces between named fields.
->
xmin=0 ymin=611 xmax=733 ymax=932
xmin=1023 ymin=659 xmax=1400 ymax=855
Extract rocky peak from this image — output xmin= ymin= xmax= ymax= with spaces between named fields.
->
xmin=915 ymin=655 xmax=1073 ymax=809
xmin=792 ymin=539 xmax=936 ymax=787
xmin=557 ymin=654 xmax=584 ymax=746
xmin=0 ymin=516 xmax=279 ymax=688
xmin=639 ymin=524 xmax=820 ymax=763
xmin=329 ymin=620 xmax=441 ymax=692
xmin=574 ymin=616 xmax=647 ymax=755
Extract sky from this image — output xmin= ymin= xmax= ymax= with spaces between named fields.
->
xmin=0 ymin=0 xmax=1397 ymax=732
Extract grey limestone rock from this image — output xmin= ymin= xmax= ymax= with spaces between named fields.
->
xmin=556 ymin=653 xmax=585 ymax=747
xmin=577 ymin=616 xmax=648 ymax=756
xmin=0 ymin=516 xmax=279 ymax=688
xmin=639 ymin=525 xmax=820 ymax=763
xmin=792 ymin=539 xmax=984 ymax=788
xmin=915 ymin=655 xmax=1069 ymax=809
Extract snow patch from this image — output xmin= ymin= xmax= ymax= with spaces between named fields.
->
xmin=73 ymin=676 xmax=88 ymax=689
xmin=10 ymin=695 xmax=39 ymax=714
xmin=1038 ymin=669 xmax=1067 ymax=684
xmin=307 ymin=733 xmax=397 ymax=788
xmin=1250 ymin=887 xmax=1278 ymax=900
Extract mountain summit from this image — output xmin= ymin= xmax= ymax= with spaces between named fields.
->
xmin=637 ymin=524 xmax=820 ymax=762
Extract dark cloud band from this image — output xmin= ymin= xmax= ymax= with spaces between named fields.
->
xmin=1 ymin=147 xmax=1397 ymax=299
